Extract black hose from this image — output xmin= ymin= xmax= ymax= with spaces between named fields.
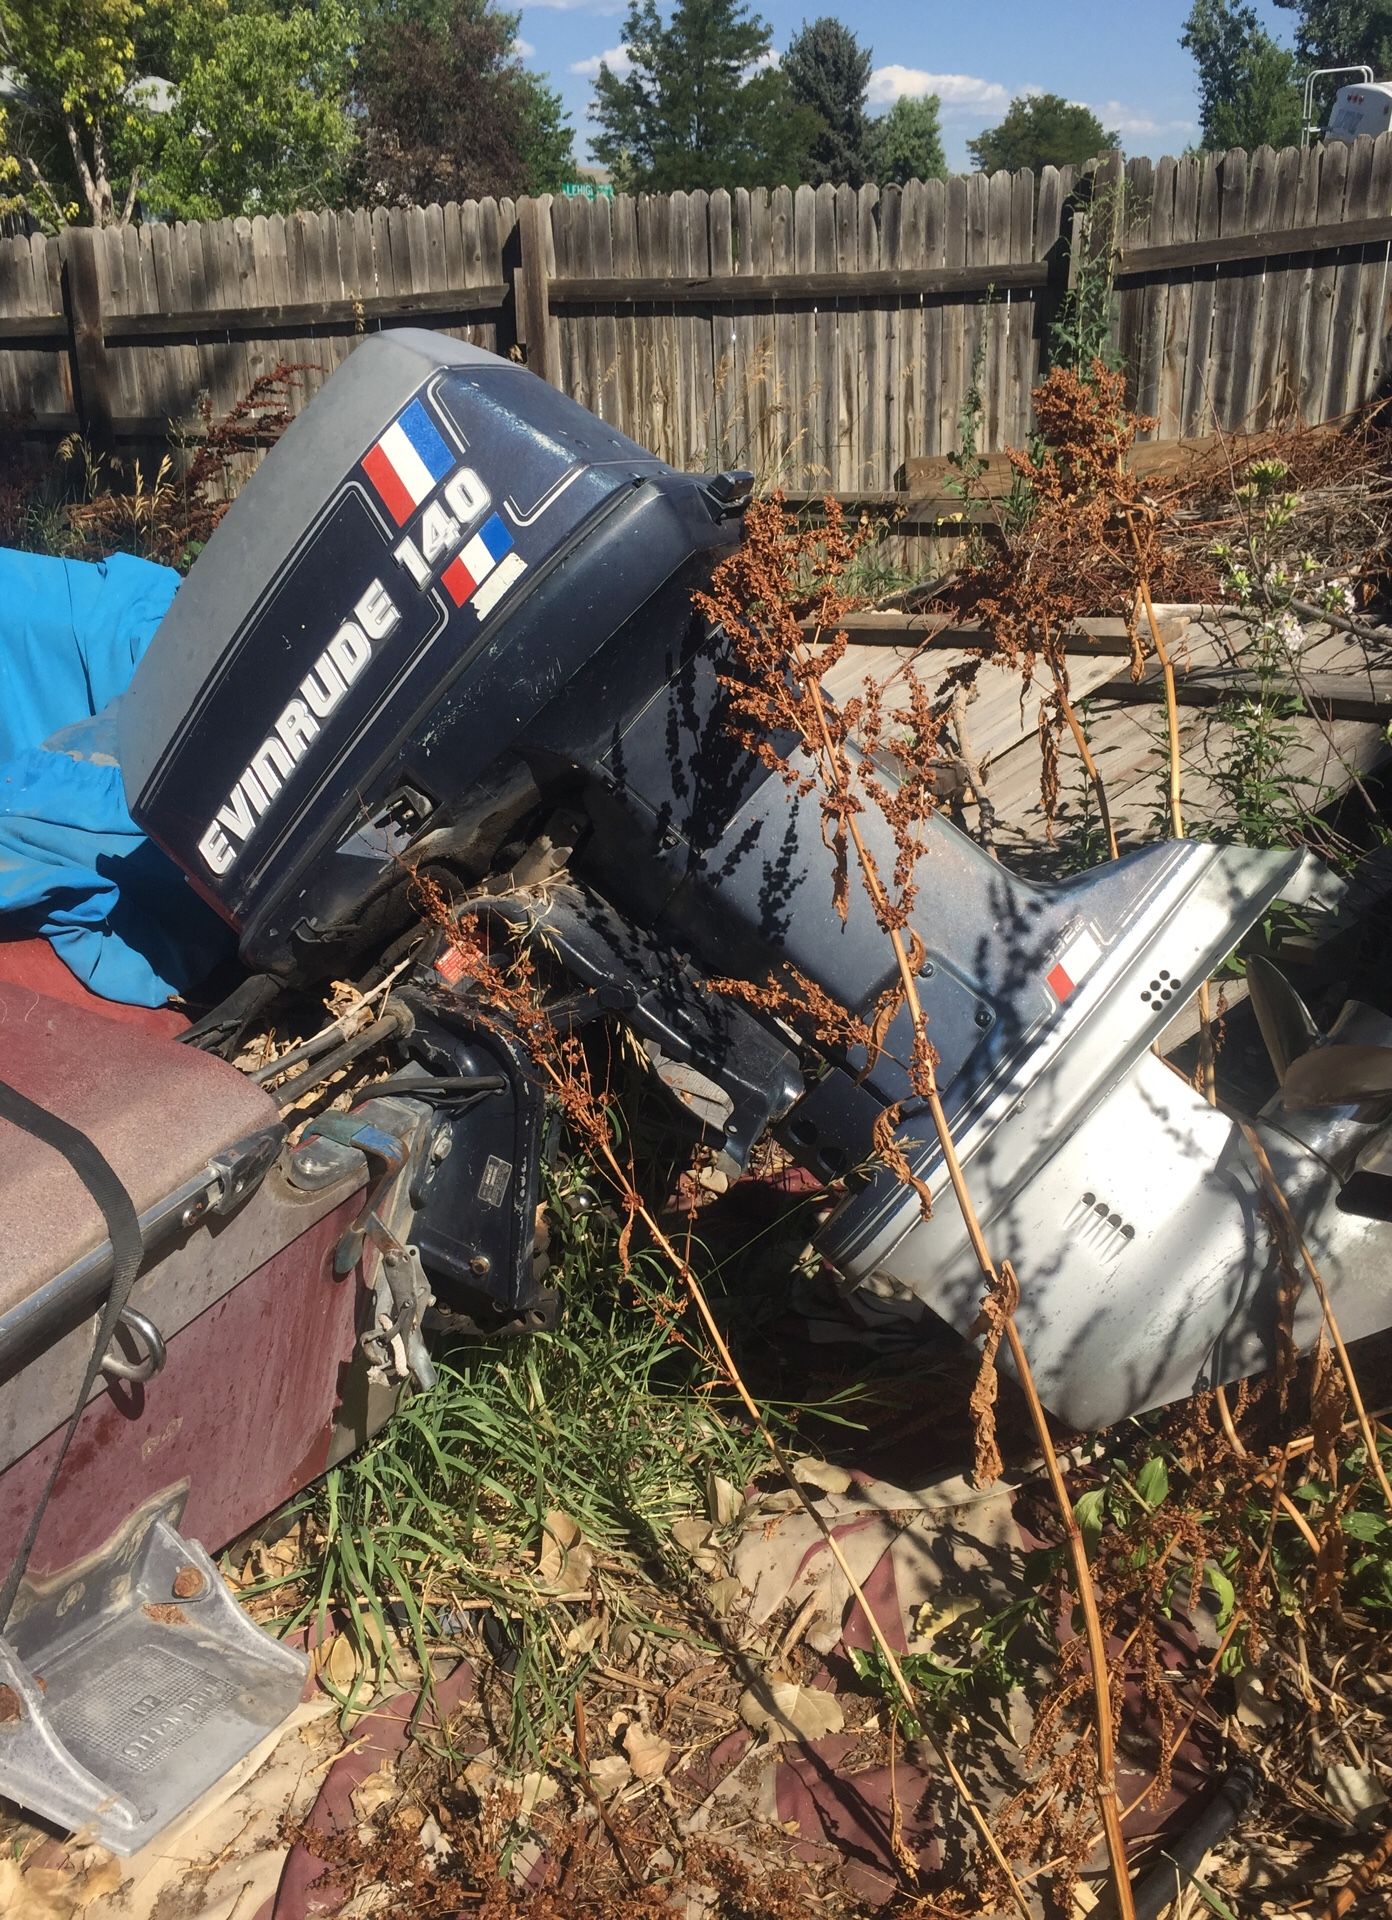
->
xmin=268 ymin=1005 xmax=413 ymax=1108
xmin=1130 ymin=1764 xmax=1260 ymax=1920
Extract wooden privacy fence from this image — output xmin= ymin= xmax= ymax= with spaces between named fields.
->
xmin=3 ymin=136 xmax=1392 ymax=496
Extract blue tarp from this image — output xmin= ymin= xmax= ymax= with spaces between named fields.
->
xmin=0 ymin=548 xmax=232 ymax=1007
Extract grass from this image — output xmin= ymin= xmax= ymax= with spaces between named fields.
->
xmin=283 ymin=1163 xmax=792 ymax=1765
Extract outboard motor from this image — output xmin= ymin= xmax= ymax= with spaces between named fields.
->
xmin=121 ymin=330 xmax=1392 ymax=1427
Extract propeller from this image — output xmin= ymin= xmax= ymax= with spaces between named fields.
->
xmin=1246 ymin=953 xmax=1392 ymax=1112
xmin=1283 ymin=1044 xmax=1392 ymax=1110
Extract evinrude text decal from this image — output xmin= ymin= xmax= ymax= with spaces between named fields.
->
xmin=196 ymin=578 xmax=401 ymax=876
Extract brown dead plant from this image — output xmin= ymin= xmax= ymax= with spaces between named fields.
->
xmin=697 ymin=495 xmax=1138 ymax=1920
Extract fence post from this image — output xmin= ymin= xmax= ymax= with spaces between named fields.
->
xmin=59 ymin=225 xmax=115 ymax=453
xmin=514 ymin=195 xmax=559 ymax=386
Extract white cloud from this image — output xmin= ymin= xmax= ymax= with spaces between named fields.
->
xmin=512 ymin=35 xmax=536 ymax=56
xmin=570 ymin=42 xmax=632 ymax=77
xmin=1087 ymin=98 xmax=1196 ymax=139
xmin=867 ymin=66 xmax=1012 ymax=114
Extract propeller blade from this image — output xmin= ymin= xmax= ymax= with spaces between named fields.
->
xmin=1282 ymin=1043 xmax=1392 ymax=1110
xmin=1247 ymin=954 xmax=1320 ymax=1081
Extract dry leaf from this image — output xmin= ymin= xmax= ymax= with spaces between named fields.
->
xmin=464 ymin=1751 xmax=497 ymax=1794
xmin=705 ymin=1576 xmax=743 ymax=1617
xmin=706 ymin=1475 xmax=744 ymax=1526
xmin=536 ymin=1511 xmax=594 ymax=1593
xmin=516 ymin=1771 xmax=560 ymax=1821
xmin=791 ymin=1457 xmax=853 ymax=1496
xmin=1234 ymin=1667 xmax=1284 ymax=1731
xmin=909 ymin=1593 xmax=985 ymax=1647
xmin=588 ymin=1754 xmax=631 ymax=1799
xmin=565 ymin=1615 xmax=604 ymax=1655
xmin=622 ymin=1722 xmax=673 ymax=1783
xmin=1325 ymin=1763 xmax=1388 ymax=1828
xmin=671 ymin=1517 xmax=714 ymax=1555
xmin=0 ymin=1861 xmax=77 ymax=1920
xmin=351 ymin=1768 xmax=397 ymax=1822
xmin=418 ymin=1814 xmax=456 ymax=1863
xmin=739 ymin=1678 xmax=845 ymax=1743
xmin=321 ymin=1633 xmax=360 ymax=1694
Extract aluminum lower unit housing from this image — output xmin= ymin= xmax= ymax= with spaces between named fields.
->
xmin=819 ymin=839 xmax=1390 ymax=1429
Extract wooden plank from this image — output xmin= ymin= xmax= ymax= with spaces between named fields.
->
xmin=29 ymin=233 xmax=68 ymax=418
xmin=1323 ymin=134 xmax=1376 ymax=421
xmin=1248 ymin=144 xmax=1302 ymax=429
xmin=939 ymin=174 xmax=968 ymax=456
xmin=1230 ymin=144 xmax=1279 ymax=432
xmin=1278 ymin=143 xmax=1325 ymax=426
xmin=546 ymin=259 xmax=1050 ymax=305
xmin=1180 ymin=151 xmax=1223 ymax=437
xmin=1116 ymin=155 xmax=1152 ymax=410
xmin=595 ymin=194 xmax=622 ymax=423
xmin=1348 ymin=133 xmax=1392 ymax=417
xmin=633 ymin=193 xmax=663 ymax=458
xmin=684 ymin=190 xmax=710 ymax=467
xmin=802 ymin=181 xmax=837 ymax=487
xmin=460 ymin=194 xmax=486 ymax=323
xmin=745 ymin=186 xmax=776 ymax=483
xmin=1300 ymin=138 xmax=1349 ymax=424
xmin=708 ymin=187 xmax=733 ymax=463
xmin=854 ymin=184 xmax=878 ymax=488
xmin=1006 ymin=167 xmax=1036 ymax=445
xmin=60 ymin=226 xmax=115 ymax=451
xmin=834 ymin=182 xmax=856 ymax=491
xmin=791 ymin=184 xmax=815 ymax=487
xmin=984 ymin=166 xmax=1013 ymax=449
xmin=964 ymin=170 xmax=990 ymax=448
xmin=228 ymin=217 xmax=262 ymax=398
xmin=1133 ymin=155 xmax=1173 ymax=426
xmin=1096 ymin=663 xmax=1392 ymax=723
xmin=611 ymin=192 xmax=641 ymax=445
xmin=1114 ymin=205 xmax=1392 ymax=275
xmin=92 ymin=279 xmax=505 ymax=343
xmin=1207 ymin=147 xmax=1249 ymax=432
xmin=515 ymin=195 xmax=558 ymax=388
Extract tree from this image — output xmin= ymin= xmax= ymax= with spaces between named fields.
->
xmin=140 ymin=0 xmax=357 ymax=220
xmin=1182 ymin=0 xmax=1302 ymax=150
xmin=353 ymin=0 xmax=574 ymax=204
xmin=968 ymin=92 xmax=1119 ymax=173
xmin=782 ymin=16 xmax=871 ymax=186
xmin=590 ymin=0 xmax=820 ymax=192
xmin=866 ymin=94 xmax=946 ymax=185
xmin=0 ymin=0 xmax=358 ymax=227
xmin=0 ymin=0 xmax=156 ymax=225
xmin=1274 ymin=0 xmax=1392 ymax=74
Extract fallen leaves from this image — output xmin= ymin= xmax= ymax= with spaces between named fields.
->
xmin=535 ymin=1511 xmax=595 ymax=1595
xmin=622 ymin=1720 xmax=674 ymax=1783
xmin=738 ymin=1677 xmax=845 ymax=1743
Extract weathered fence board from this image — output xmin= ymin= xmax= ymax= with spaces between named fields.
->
xmin=5 ymin=138 xmax=1392 ymax=488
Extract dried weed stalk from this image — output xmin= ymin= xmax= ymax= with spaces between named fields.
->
xmin=698 ymin=496 xmax=1137 ymax=1920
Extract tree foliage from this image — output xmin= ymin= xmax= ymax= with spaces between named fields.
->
xmin=968 ymin=92 xmax=1119 ymax=174
xmin=591 ymin=0 xmax=819 ymax=192
xmin=0 ymin=0 xmax=358 ymax=225
xmin=0 ymin=0 xmax=154 ymax=224
xmin=782 ymin=16 xmax=871 ymax=186
xmin=141 ymin=0 xmax=357 ymax=220
xmin=866 ymin=94 xmax=947 ymax=185
xmin=353 ymin=0 xmax=573 ymax=205
xmin=1182 ymin=0 xmax=1302 ymax=151
xmin=1274 ymin=0 xmax=1392 ymax=73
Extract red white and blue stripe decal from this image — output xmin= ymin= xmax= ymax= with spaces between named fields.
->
xmin=440 ymin=513 xmax=524 ymax=612
xmin=362 ymin=399 xmax=455 ymax=525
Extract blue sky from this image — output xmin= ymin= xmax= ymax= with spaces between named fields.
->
xmin=514 ymin=0 xmax=1294 ymax=170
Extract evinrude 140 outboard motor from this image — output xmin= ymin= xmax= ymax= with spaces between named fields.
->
xmin=121 ymin=330 xmax=1392 ymax=1428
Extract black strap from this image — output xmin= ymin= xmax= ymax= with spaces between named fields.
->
xmin=0 ymin=1080 xmax=144 ymax=1628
